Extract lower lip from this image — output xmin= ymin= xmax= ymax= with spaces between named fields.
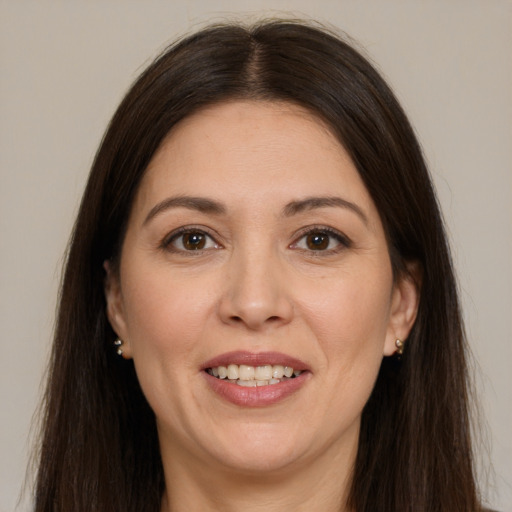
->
xmin=203 ymin=371 xmax=310 ymax=407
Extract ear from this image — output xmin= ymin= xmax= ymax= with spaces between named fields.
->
xmin=103 ymin=260 xmax=133 ymax=359
xmin=383 ymin=261 xmax=421 ymax=356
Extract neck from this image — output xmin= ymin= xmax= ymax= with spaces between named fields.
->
xmin=159 ymin=430 xmax=357 ymax=512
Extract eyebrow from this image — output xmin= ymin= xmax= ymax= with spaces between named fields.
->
xmin=143 ymin=194 xmax=368 ymax=226
xmin=283 ymin=196 xmax=368 ymax=225
xmin=143 ymin=196 xmax=226 ymax=225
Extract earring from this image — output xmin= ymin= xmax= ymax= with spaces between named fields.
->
xmin=114 ymin=338 xmax=123 ymax=356
xmin=395 ymin=338 xmax=405 ymax=356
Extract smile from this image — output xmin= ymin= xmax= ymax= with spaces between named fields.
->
xmin=202 ymin=352 xmax=310 ymax=407
xmin=206 ymin=364 xmax=303 ymax=387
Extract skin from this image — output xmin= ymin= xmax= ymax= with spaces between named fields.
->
xmin=105 ymin=100 xmax=419 ymax=512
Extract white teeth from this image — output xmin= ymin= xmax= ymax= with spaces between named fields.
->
xmin=227 ymin=364 xmax=238 ymax=380
xmin=237 ymin=379 xmax=257 ymax=387
xmin=207 ymin=363 xmax=304 ymax=386
xmin=238 ymin=365 xmax=255 ymax=380
xmin=254 ymin=365 xmax=273 ymax=380
xmin=236 ymin=379 xmax=272 ymax=387
xmin=272 ymin=365 xmax=285 ymax=379
xmin=283 ymin=366 xmax=293 ymax=378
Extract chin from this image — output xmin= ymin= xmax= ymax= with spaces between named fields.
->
xmin=198 ymin=422 xmax=316 ymax=475
xmin=213 ymin=445 xmax=304 ymax=475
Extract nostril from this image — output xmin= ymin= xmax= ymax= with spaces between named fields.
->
xmin=220 ymin=292 xmax=294 ymax=329
xmin=227 ymin=313 xmax=284 ymax=329
xmin=232 ymin=314 xmax=281 ymax=323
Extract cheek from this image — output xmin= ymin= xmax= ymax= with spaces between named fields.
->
xmin=298 ymin=262 xmax=393 ymax=380
xmin=120 ymin=263 xmax=216 ymax=363
xmin=313 ymin=274 xmax=391 ymax=422
xmin=306 ymin=270 xmax=391 ymax=341
xmin=118 ymin=265 xmax=216 ymax=427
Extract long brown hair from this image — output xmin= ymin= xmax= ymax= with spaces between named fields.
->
xmin=34 ymin=20 xmax=480 ymax=511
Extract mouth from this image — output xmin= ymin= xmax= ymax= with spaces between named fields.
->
xmin=205 ymin=364 xmax=303 ymax=387
xmin=201 ymin=351 xmax=310 ymax=406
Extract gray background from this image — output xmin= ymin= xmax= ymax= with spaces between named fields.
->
xmin=1 ymin=1 xmax=511 ymax=511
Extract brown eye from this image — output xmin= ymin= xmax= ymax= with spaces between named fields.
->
xmin=291 ymin=228 xmax=349 ymax=253
xmin=182 ymin=232 xmax=206 ymax=250
xmin=166 ymin=229 xmax=219 ymax=252
xmin=306 ymin=233 xmax=329 ymax=250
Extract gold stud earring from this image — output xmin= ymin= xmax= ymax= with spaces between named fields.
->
xmin=114 ymin=338 xmax=123 ymax=356
xmin=395 ymin=338 xmax=404 ymax=356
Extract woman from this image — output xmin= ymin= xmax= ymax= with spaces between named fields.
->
xmin=34 ymin=20 xmax=483 ymax=511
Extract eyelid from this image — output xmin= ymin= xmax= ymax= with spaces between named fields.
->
xmin=289 ymin=225 xmax=351 ymax=252
xmin=161 ymin=225 xmax=223 ymax=253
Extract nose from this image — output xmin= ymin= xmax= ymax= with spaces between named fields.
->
xmin=218 ymin=247 xmax=294 ymax=331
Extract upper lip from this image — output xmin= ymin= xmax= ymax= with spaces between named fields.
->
xmin=201 ymin=351 xmax=310 ymax=371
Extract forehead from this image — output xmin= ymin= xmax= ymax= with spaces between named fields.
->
xmin=151 ymin=100 xmax=345 ymax=168
xmin=131 ymin=100 xmax=379 ymax=225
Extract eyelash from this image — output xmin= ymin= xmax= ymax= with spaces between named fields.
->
xmin=290 ymin=226 xmax=351 ymax=254
xmin=161 ymin=225 xmax=351 ymax=255
xmin=161 ymin=226 xmax=221 ymax=254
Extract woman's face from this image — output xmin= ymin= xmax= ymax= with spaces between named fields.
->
xmin=105 ymin=101 xmax=418 ymax=475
